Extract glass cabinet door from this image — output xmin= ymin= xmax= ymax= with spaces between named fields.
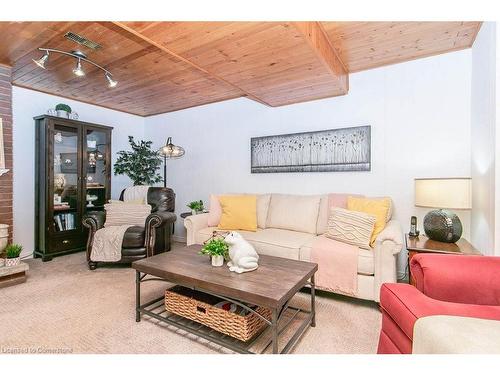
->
xmin=84 ymin=128 xmax=109 ymax=213
xmin=52 ymin=124 xmax=80 ymax=233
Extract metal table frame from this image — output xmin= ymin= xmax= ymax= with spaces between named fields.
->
xmin=135 ymin=270 xmax=316 ymax=354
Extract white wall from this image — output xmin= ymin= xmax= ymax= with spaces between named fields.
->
xmin=11 ymin=48 xmax=478 ymax=270
xmin=145 ymin=49 xmax=473 ymax=276
xmin=12 ymin=87 xmax=144 ymax=256
xmin=471 ymin=22 xmax=497 ymax=255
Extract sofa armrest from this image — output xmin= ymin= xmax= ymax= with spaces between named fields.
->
xmin=411 ymin=254 xmax=500 ymax=306
xmin=144 ymin=211 xmax=177 ymax=256
xmin=375 ymin=219 xmax=403 ymax=251
xmin=373 ymin=220 xmax=403 ymax=302
xmin=380 ymin=283 xmax=500 ymax=341
xmin=145 ymin=211 xmax=177 ymax=229
xmin=184 ymin=212 xmax=210 ymax=245
xmin=82 ymin=211 xmax=106 ymax=231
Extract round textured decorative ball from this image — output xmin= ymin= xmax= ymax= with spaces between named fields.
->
xmin=423 ymin=209 xmax=462 ymax=243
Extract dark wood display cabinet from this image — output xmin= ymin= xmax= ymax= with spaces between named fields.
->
xmin=34 ymin=115 xmax=113 ymax=261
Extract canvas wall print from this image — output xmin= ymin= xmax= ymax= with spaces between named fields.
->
xmin=251 ymin=126 xmax=371 ymax=173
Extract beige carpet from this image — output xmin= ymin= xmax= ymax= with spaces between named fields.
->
xmin=0 ymin=244 xmax=381 ymax=354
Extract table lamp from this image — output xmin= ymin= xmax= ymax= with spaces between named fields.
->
xmin=414 ymin=177 xmax=471 ymax=243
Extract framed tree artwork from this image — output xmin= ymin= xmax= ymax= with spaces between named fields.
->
xmin=251 ymin=126 xmax=371 ymax=173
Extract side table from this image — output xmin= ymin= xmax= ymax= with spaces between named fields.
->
xmin=405 ymin=234 xmax=481 ymax=285
xmin=180 ymin=211 xmax=209 ymax=219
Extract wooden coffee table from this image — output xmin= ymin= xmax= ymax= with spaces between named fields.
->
xmin=132 ymin=245 xmax=318 ymax=354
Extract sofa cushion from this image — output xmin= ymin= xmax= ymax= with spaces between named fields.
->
xmin=218 ymin=195 xmax=257 ymax=231
xmin=326 ymin=207 xmax=375 ymax=249
xmin=122 ymin=225 xmax=146 ymax=248
xmin=207 ymin=194 xmax=222 ymax=227
xmin=316 ymin=193 xmax=364 ymax=235
xmin=207 ymin=194 xmax=271 ymax=229
xmin=316 ymin=195 xmax=329 ymax=235
xmin=196 ymin=227 xmax=315 ymax=260
xmin=299 ymin=235 xmax=375 ymax=275
xmin=347 ymin=196 xmax=391 ymax=247
xmin=266 ymin=194 xmax=321 ymax=234
xmin=371 ymin=196 xmax=394 ymax=222
xmin=256 ymin=194 xmax=271 ymax=229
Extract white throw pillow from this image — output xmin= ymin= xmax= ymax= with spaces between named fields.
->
xmin=104 ymin=202 xmax=152 ymax=227
xmin=266 ymin=194 xmax=321 ymax=234
xmin=326 ymin=207 xmax=376 ymax=249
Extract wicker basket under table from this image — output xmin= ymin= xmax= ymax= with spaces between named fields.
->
xmin=165 ymin=286 xmax=272 ymax=342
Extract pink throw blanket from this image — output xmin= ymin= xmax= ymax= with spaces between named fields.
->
xmin=310 ymin=236 xmax=358 ymax=297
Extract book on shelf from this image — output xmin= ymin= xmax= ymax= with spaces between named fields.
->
xmin=54 ymin=213 xmax=76 ymax=231
xmin=55 ymin=215 xmax=63 ymax=231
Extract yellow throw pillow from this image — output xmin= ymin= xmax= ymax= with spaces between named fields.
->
xmin=218 ymin=195 xmax=257 ymax=232
xmin=347 ymin=196 xmax=391 ymax=247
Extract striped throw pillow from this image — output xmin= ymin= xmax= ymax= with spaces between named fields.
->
xmin=104 ymin=202 xmax=152 ymax=227
xmin=326 ymin=207 xmax=376 ymax=249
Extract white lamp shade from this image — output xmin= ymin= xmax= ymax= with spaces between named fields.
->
xmin=415 ymin=178 xmax=471 ymax=209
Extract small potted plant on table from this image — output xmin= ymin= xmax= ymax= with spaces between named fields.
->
xmin=187 ymin=200 xmax=204 ymax=215
xmin=5 ymin=244 xmax=22 ymax=267
xmin=199 ymin=237 xmax=228 ymax=267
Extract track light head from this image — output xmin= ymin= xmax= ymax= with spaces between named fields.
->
xmin=105 ymin=72 xmax=117 ymax=88
xmin=32 ymin=51 xmax=49 ymax=69
xmin=72 ymin=59 xmax=85 ymax=77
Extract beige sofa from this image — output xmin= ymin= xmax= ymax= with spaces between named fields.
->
xmin=184 ymin=193 xmax=403 ymax=302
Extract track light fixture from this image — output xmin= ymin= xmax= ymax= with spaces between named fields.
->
xmin=72 ymin=58 xmax=85 ymax=77
xmin=105 ymin=72 xmax=117 ymax=88
xmin=32 ymin=48 xmax=117 ymax=88
xmin=32 ymin=51 xmax=49 ymax=69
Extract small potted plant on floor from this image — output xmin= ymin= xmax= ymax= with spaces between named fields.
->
xmin=187 ymin=200 xmax=204 ymax=215
xmin=199 ymin=237 xmax=228 ymax=267
xmin=5 ymin=244 xmax=22 ymax=267
xmin=55 ymin=103 xmax=72 ymax=118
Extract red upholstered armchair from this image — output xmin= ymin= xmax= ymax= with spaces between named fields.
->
xmin=377 ymin=254 xmax=500 ymax=354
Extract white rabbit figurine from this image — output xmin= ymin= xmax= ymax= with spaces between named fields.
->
xmin=224 ymin=231 xmax=259 ymax=273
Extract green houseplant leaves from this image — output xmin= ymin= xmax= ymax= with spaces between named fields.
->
xmin=199 ymin=238 xmax=229 ymax=258
xmin=113 ymin=136 xmax=163 ymax=186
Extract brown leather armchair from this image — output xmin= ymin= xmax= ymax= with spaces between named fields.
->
xmin=82 ymin=187 xmax=177 ymax=270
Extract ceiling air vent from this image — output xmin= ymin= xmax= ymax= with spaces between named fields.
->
xmin=64 ymin=32 xmax=102 ymax=50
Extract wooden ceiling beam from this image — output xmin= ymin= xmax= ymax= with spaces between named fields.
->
xmin=293 ymin=22 xmax=349 ymax=95
xmin=111 ymin=21 xmax=273 ymax=107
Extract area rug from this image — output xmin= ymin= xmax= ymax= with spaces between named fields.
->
xmin=0 ymin=244 xmax=381 ymax=354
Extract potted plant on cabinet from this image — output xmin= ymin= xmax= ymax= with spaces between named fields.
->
xmin=55 ymin=103 xmax=72 ymax=118
xmin=5 ymin=244 xmax=22 ymax=267
xmin=199 ymin=238 xmax=228 ymax=267
xmin=187 ymin=200 xmax=204 ymax=215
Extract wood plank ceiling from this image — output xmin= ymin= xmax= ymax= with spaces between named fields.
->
xmin=0 ymin=21 xmax=481 ymax=116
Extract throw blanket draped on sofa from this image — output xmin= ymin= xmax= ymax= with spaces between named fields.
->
xmin=310 ymin=236 xmax=359 ymax=296
xmin=90 ymin=225 xmax=133 ymax=262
